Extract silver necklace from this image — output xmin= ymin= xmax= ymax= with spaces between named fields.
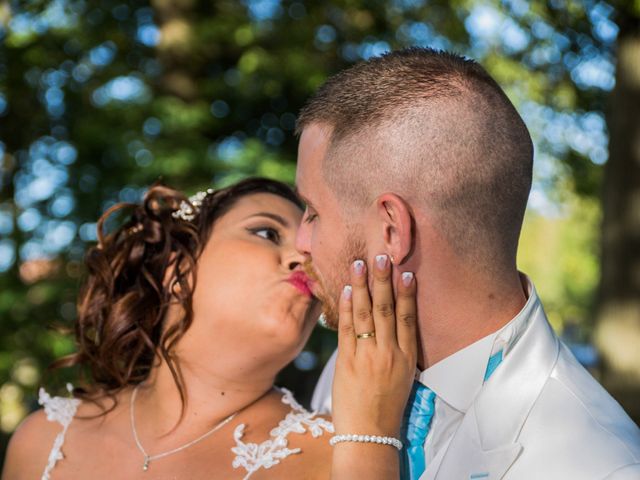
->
xmin=130 ymin=385 xmax=239 ymax=471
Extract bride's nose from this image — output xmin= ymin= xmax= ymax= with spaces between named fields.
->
xmin=285 ymin=248 xmax=307 ymax=271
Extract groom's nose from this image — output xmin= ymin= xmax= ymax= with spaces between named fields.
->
xmin=295 ymin=220 xmax=312 ymax=256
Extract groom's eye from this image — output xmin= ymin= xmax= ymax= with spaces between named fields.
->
xmin=304 ymin=209 xmax=318 ymax=224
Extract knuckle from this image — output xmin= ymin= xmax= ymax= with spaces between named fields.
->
xmin=375 ymin=302 xmax=394 ymax=318
xmin=356 ymin=308 xmax=372 ymax=322
xmin=398 ymin=313 xmax=416 ymax=327
xmin=339 ymin=322 xmax=355 ymax=336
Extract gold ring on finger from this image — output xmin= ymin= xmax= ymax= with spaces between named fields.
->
xmin=356 ymin=331 xmax=376 ymax=340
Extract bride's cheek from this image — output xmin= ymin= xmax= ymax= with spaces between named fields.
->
xmin=266 ymin=298 xmax=312 ymax=337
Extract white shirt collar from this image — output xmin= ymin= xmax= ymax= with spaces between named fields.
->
xmin=417 ymin=274 xmax=538 ymax=412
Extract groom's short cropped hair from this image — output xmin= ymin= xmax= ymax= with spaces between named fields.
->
xmin=296 ymin=47 xmax=533 ymax=274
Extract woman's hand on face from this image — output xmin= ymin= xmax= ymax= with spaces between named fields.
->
xmin=331 ymin=254 xmax=417 ymax=438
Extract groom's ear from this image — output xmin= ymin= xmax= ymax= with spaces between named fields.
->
xmin=375 ymin=193 xmax=414 ymax=265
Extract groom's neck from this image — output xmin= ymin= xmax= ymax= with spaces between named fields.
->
xmin=415 ymin=267 xmax=527 ymax=370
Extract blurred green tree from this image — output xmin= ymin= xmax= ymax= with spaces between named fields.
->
xmin=593 ymin=2 xmax=640 ymax=406
xmin=1 ymin=0 xmax=638 ymax=463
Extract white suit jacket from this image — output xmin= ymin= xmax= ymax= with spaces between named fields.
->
xmin=312 ymin=295 xmax=640 ymax=479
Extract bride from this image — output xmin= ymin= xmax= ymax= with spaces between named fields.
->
xmin=2 ymin=177 xmax=417 ymax=479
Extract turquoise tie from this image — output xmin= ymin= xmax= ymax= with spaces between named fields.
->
xmin=484 ymin=350 xmax=503 ymax=381
xmin=401 ymin=382 xmax=436 ymax=480
xmin=401 ymin=350 xmax=504 ymax=480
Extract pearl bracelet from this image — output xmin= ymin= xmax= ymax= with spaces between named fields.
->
xmin=329 ymin=434 xmax=403 ymax=450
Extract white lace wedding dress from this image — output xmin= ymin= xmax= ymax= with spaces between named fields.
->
xmin=38 ymin=385 xmax=334 ymax=480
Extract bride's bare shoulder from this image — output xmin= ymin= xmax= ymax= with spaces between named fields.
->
xmin=2 ymin=407 xmax=59 ymax=480
xmin=1 ymin=388 xmax=121 ymax=480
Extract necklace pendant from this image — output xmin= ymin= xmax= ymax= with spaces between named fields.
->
xmin=143 ymin=456 xmax=150 ymax=471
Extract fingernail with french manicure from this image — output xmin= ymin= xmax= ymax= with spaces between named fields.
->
xmin=353 ymin=260 xmax=365 ymax=276
xmin=343 ymin=285 xmax=352 ymax=300
xmin=402 ymin=272 xmax=414 ymax=287
xmin=375 ymin=254 xmax=389 ymax=271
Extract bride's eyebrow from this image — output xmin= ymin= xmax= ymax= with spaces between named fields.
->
xmin=244 ymin=212 xmax=290 ymax=228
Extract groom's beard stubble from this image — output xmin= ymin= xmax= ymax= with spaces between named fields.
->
xmin=303 ymin=232 xmax=367 ymax=330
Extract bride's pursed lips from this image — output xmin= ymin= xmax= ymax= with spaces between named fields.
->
xmin=287 ymin=271 xmax=314 ymax=298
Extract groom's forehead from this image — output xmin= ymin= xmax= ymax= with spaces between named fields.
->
xmin=298 ymin=124 xmax=333 ymax=161
xmin=296 ymin=127 xmax=332 ymax=193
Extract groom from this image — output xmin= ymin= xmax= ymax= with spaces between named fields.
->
xmin=294 ymin=48 xmax=640 ymax=479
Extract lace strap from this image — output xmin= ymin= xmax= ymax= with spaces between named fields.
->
xmin=38 ymin=384 xmax=81 ymax=480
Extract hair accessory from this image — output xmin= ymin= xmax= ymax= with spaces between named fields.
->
xmin=171 ymin=188 xmax=215 ymax=221
xmin=330 ymin=434 xmax=403 ymax=450
xmin=356 ymin=331 xmax=376 ymax=340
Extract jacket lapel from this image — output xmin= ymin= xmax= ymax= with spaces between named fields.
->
xmin=427 ymin=300 xmax=560 ymax=480
xmin=421 ymin=403 xmax=522 ymax=480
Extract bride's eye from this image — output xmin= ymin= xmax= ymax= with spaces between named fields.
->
xmin=250 ymin=227 xmax=281 ymax=244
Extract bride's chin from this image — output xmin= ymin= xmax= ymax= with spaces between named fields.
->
xmin=257 ymin=314 xmax=312 ymax=348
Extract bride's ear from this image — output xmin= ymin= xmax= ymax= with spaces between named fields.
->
xmin=163 ymin=252 xmax=194 ymax=297
xmin=376 ymin=193 xmax=414 ymax=265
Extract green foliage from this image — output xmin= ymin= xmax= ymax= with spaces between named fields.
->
xmin=519 ymin=193 xmax=601 ymax=335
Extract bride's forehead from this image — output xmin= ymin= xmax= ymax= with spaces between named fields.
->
xmin=219 ymin=193 xmax=302 ymax=221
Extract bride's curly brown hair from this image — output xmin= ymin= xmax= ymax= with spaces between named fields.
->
xmin=52 ymin=177 xmax=304 ymax=413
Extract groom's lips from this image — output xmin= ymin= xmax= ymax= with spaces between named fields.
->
xmin=287 ymin=271 xmax=314 ymax=298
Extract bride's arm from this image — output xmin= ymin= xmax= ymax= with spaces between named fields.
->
xmin=330 ymin=256 xmax=417 ymax=479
